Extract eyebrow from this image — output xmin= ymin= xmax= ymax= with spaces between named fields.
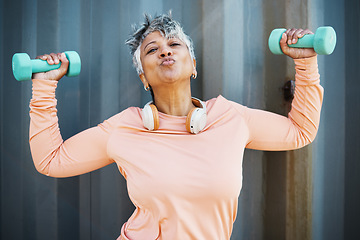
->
xmin=143 ymin=40 xmax=156 ymax=51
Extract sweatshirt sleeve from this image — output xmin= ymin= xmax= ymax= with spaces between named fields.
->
xmin=29 ymin=79 xmax=114 ymax=177
xmin=239 ymin=56 xmax=323 ymax=151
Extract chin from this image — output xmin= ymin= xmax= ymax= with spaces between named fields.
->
xmin=160 ymin=72 xmax=181 ymax=82
xmin=163 ymin=69 xmax=190 ymax=81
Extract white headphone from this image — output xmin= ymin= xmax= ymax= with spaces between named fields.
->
xmin=141 ymin=97 xmax=207 ymax=134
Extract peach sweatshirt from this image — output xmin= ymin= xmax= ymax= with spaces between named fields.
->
xmin=29 ymin=56 xmax=322 ymax=240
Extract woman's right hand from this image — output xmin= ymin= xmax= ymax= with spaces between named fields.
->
xmin=32 ymin=52 xmax=69 ymax=81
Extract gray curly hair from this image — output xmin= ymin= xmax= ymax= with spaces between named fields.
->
xmin=125 ymin=12 xmax=196 ymax=75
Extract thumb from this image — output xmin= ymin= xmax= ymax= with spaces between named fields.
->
xmin=279 ymin=33 xmax=290 ymax=55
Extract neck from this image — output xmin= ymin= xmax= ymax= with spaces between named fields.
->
xmin=152 ymin=83 xmax=194 ymax=116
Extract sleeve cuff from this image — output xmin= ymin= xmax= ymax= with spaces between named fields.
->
xmin=293 ymin=56 xmax=320 ymax=86
xmin=32 ymin=79 xmax=58 ymax=99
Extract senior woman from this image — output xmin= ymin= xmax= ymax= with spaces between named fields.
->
xmin=29 ymin=13 xmax=322 ymax=240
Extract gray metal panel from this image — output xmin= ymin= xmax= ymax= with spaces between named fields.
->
xmin=261 ymin=1 xmax=287 ymax=239
xmin=311 ymin=0 xmax=347 ymax=240
xmin=322 ymin=1 xmax=346 ymax=238
xmin=344 ymin=1 xmax=360 ymax=239
xmin=2 ymin=1 xmax=29 ymax=239
xmin=228 ymin=1 xmax=267 ymax=239
xmin=202 ymin=0 xmax=224 ymax=100
xmin=309 ymin=1 xmax=328 ymax=239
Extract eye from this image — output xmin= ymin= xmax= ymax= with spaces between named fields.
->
xmin=146 ymin=48 xmax=157 ymax=54
xmin=170 ymin=42 xmax=181 ymax=47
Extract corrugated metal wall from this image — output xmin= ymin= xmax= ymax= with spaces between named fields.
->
xmin=1 ymin=0 xmax=359 ymax=239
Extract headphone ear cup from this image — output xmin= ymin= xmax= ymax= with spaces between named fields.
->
xmin=186 ymin=108 xmax=207 ymax=134
xmin=186 ymin=108 xmax=197 ymax=133
xmin=142 ymin=103 xmax=159 ymax=131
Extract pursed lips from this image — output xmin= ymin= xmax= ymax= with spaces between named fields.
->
xmin=161 ymin=57 xmax=175 ymax=66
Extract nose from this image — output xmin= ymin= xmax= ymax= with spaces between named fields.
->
xmin=160 ymin=47 xmax=173 ymax=58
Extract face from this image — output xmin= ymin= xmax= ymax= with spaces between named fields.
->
xmin=139 ymin=31 xmax=196 ymax=89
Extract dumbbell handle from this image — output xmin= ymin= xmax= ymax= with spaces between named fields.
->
xmin=31 ymin=59 xmax=63 ymax=73
xmin=288 ymin=34 xmax=314 ymax=49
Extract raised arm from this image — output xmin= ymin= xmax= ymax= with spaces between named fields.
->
xmin=239 ymin=56 xmax=323 ymax=151
xmin=29 ymin=53 xmax=114 ymax=177
xmin=237 ymin=28 xmax=323 ymax=151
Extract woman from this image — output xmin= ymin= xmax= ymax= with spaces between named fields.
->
xmin=30 ymin=13 xmax=322 ymax=240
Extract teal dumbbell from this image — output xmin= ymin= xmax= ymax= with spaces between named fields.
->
xmin=12 ymin=51 xmax=81 ymax=81
xmin=268 ymin=26 xmax=337 ymax=55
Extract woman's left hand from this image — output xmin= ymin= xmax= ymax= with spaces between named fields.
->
xmin=280 ymin=28 xmax=317 ymax=59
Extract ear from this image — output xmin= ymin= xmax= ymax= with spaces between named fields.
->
xmin=192 ymin=58 xmax=197 ymax=69
xmin=139 ymin=73 xmax=148 ymax=87
xmin=192 ymin=59 xmax=197 ymax=76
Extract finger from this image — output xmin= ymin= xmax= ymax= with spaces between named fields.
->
xmin=286 ymin=28 xmax=296 ymax=44
xmin=42 ymin=54 xmax=54 ymax=65
xmin=35 ymin=54 xmax=48 ymax=61
xmin=292 ymin=28 xmax=304 ymax=44
xmin=303 ymin=28 xmax=314 ymax=35
xmin=298 ymin=28 xmax=314 ymax=39
xmin=50 ymin=53 xmax=60 ymax=65
xmin=287 ymin=28 xmax=299 ymax=45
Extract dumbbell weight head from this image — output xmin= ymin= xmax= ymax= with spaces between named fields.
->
xmin=12 ymin=53 xmax=33 ymax=81
xmin=313 ymin=26 xmax=337 ymax=55
xmin=268 ymin=28 xmax=287 ymax=55
xmin=64 ymin=51 xmax=81 ymax=77
xmin=12 ymin=51 xmax=81 ymax=81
